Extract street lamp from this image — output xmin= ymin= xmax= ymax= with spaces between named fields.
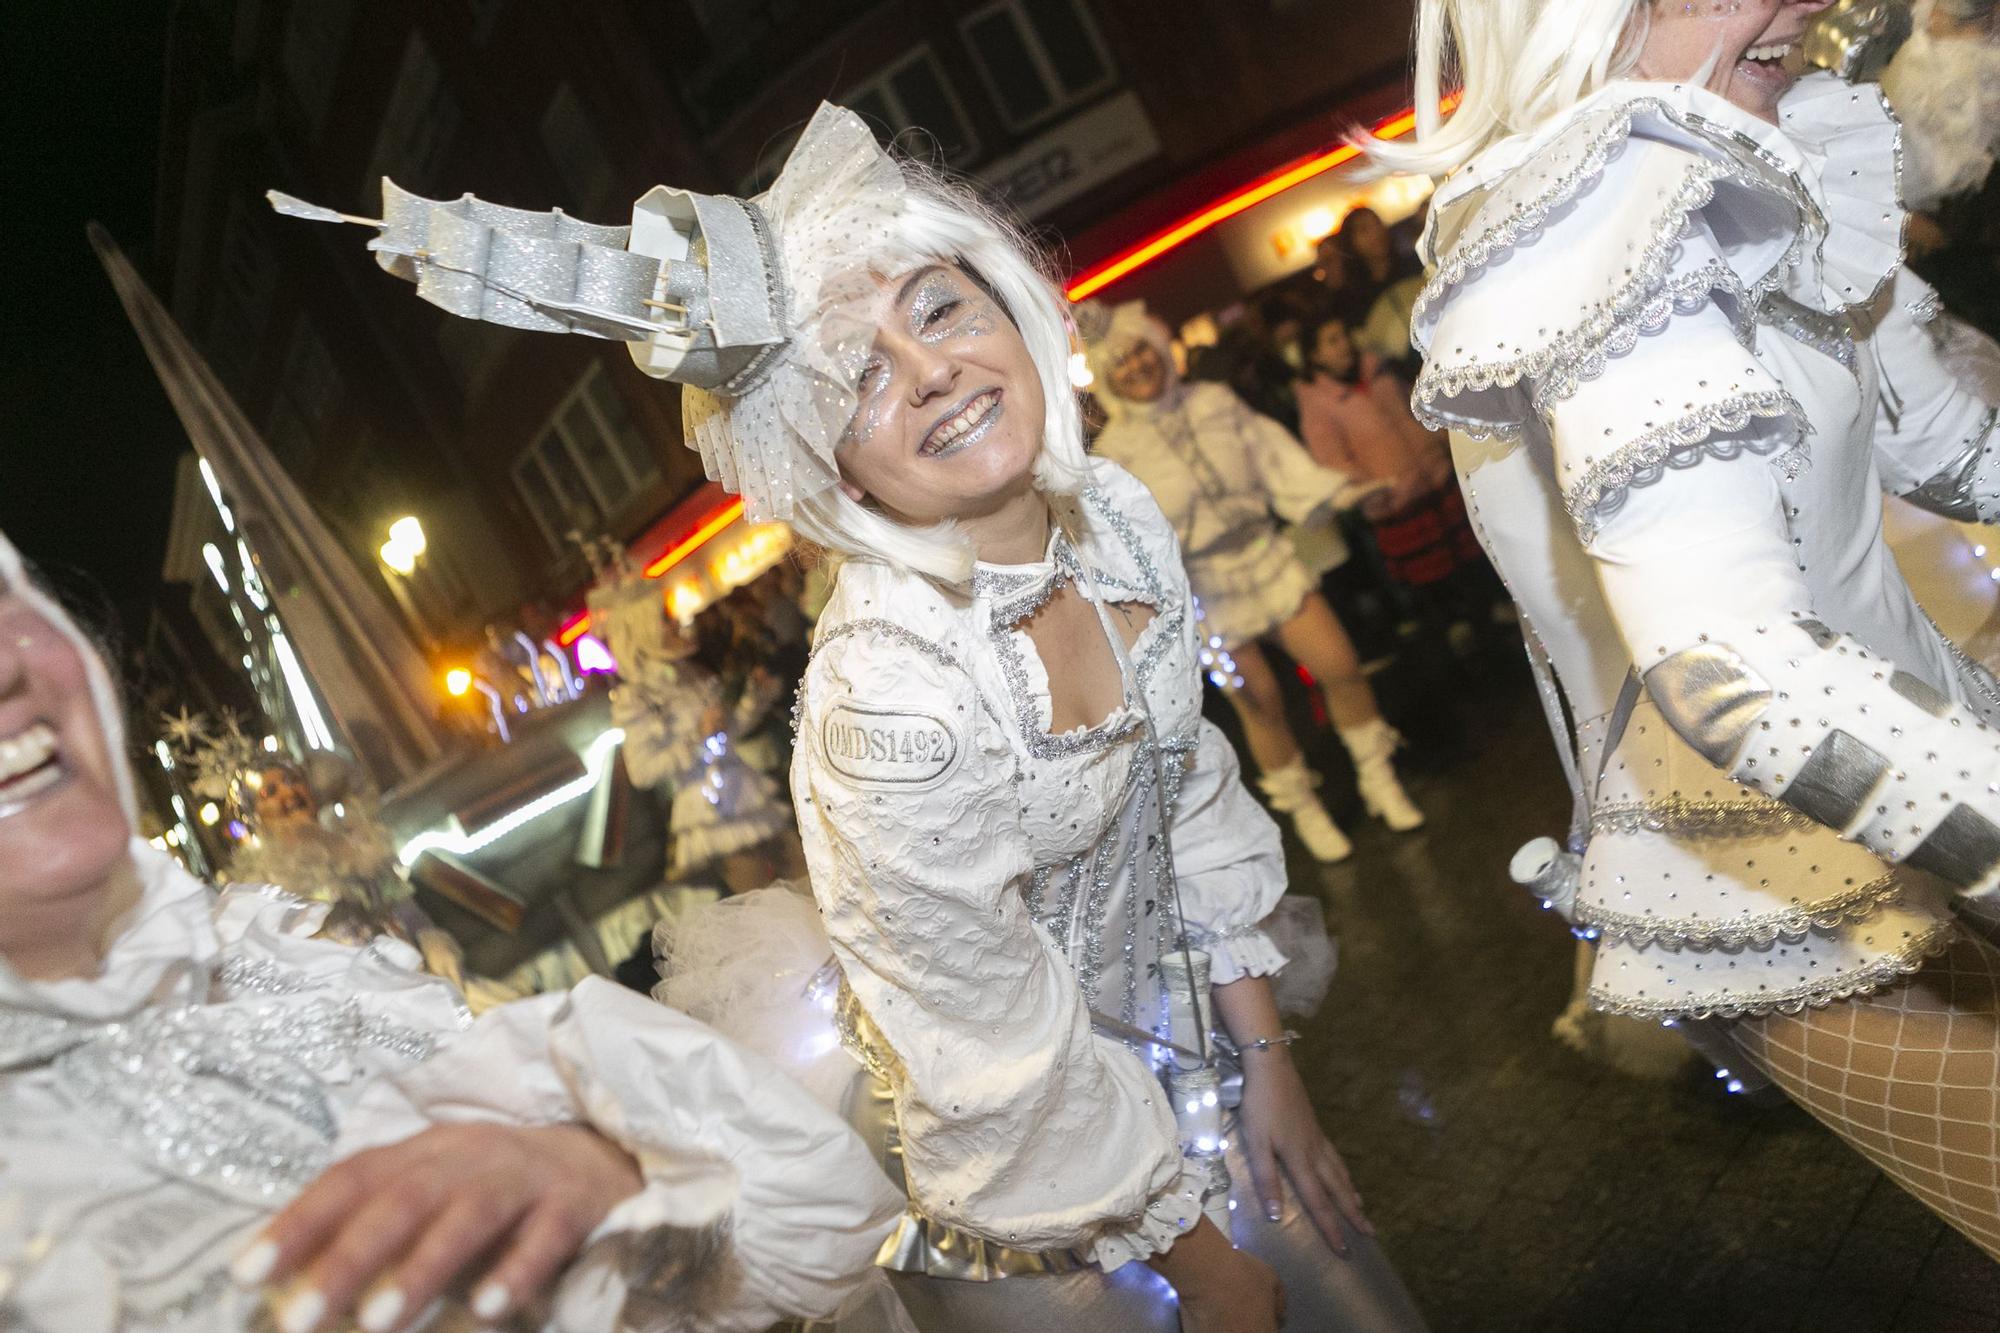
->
xmin=377 ymin=515 xmax=437 ymax=650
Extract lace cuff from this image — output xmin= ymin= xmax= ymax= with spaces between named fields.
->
xmin=1084 ymin=1156 xmax=1208 ymax=1272
xmin=1187 ymin=923 xmax=1288 ymax=985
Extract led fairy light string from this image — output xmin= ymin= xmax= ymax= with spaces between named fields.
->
xmin=1191 ymin=596 xmax=1245 ymax=691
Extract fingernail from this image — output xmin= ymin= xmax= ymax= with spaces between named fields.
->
xmin=359 ymin=1287 xmax=406 ymax=1333
xmin=278 ymin=1289 xmax=325 ymax=1333
xmin=1264 ymin=1202 xmax=1282 ymax=1222
xmin=471 ymin=1282 xmax=510 ymax=1321
xmin=230 ymin=1238 xmax=279 ymax=1287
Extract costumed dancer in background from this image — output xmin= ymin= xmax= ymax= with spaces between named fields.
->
xmin=1293 ymin=310 xmax=1500 ymax=658
xmin=163 ymin=710 xmax=475 ymax=993
xmin=1086 ymin=301 xmax=1426 ymax=865
xmin=584 ymin=542 xmax=802 ymax=893
xmin=0 ymin=528 xmax=901 ymax=1332
xmin=1371 ymin=0 xmax=2000 ymax=1254
xmin=287 ymin=103 xmax=1412 ymax=1333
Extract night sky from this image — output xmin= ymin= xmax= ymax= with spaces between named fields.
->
xmin=3 ymin=4 xmax=182 ymax=633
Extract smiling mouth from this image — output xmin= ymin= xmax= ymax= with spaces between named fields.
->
xmin=0 ymin=721 xmax=66 ymax=815
xmin=1740 ymin=39 xmax=1797 ymax=70
xmin=920 ymin=389 xmax=1003 ymax=459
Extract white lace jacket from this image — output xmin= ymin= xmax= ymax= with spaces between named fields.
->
xmin=0 ymin=841 xmax=900 ymax=1331
xmin=792 ymin=460 xmax=1289 ymax=1270
xmin=1417 ymin=74 xmax=2000 ymax=1019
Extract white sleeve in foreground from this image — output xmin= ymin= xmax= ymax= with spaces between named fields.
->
xmin=334 ymin=978 xmax=902 ymax=1332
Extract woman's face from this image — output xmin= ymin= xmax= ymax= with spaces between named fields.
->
xmin=835 ymin=264 xmax=1046 ymax=527
xmin=0 ymin=590 xmax=131 ymax=958
xmin=1311 ymin=322 xmax=1356 ymax=378
xmin=1108 ymin=340 xmax=1168 ymax=403
xmin=1638 ymin=1 xmax=1835 ymax=122
xmin=1343 ymin=210 xmax=1391 ymax=266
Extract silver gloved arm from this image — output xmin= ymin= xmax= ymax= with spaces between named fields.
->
xmin=1585 ymin=439 xmax=2000 ymax=901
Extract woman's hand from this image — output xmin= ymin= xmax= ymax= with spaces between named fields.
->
xmin=232 ymin=1121 xmax=643 ymax=1333
xmin=1236 ymin=1048 xmax=1373 ymax=1255
xmin=1146 ymin=1216 xmax=1284 ymax=1333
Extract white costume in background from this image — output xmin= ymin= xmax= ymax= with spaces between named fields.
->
xmin=1416 ymin=73 xmax=2000 ymax=1016
xmin=780 ymin=462 xmax=1417 ymax=1331
xmin=0 ymin=843 xmax=900 ymax=1332
xmin=1088 ymin=317 xmax=1355 ymax=650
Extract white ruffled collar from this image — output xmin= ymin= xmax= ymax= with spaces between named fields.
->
xmin=1425 ymin=72 xmax=1905 ymax=316
xmin=0 ymin=839 xmax=218 ymax=1023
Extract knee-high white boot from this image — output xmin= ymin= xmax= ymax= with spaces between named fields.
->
xmin=1257 ymin=758 xmax=1354 ymax=863
xmin=1339 ymin=718 xmax=1425 ymax=831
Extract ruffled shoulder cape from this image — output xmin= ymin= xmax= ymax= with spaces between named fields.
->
xmin=1412 ymin=74 xmax=1905 ymax=532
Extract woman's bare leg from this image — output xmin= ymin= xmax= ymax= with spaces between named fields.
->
xmin=1271 ymin=593 xmax=1379 ymax=730
xmin=1222 ymin=639 xmax=1305 ymax=775
xmin=1732 ymin=932 xmax=2000 ymax=1260
xmin=1225 ymin=640 xmax=1352 ymax=862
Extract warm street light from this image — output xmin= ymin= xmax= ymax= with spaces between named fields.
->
xmin=379 ymin=515 xmax=427 ymax=575
xmin=445 ymin=667 xmax=473 ymax=697
xmin=198 ymin=801 xmax=220 ymax=826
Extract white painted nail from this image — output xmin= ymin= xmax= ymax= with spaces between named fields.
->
xmin=278 ymin=1288 xmax=325 ymax=1333
xmin=229 ymin=1238 xmax=279 ymax=1287
xmin=358 ymin=1287 xmax=407 ymax=1333
xmin=470 ymin=1282 xmax=509 ymax=1321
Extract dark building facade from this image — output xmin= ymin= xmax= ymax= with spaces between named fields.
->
xmin=152 ymin=0 xmax=1417 ymax=639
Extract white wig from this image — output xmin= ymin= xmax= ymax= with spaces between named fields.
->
xmin=783 ymin=164 xmax=1092 ymax=587
xmin=1361 ymin=0 xmax=1653 ymax=178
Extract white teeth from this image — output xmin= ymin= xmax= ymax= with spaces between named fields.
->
xmin=0 ymin=724 xmax=56 ymax=784
xmin=925 ymin=391 xmax=997 ymax=455
xmin=1744 ymin=42 xmax=1792 ymax=62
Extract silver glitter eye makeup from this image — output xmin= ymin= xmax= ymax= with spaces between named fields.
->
xmin=909 ymin=271 xmax=996 ymax=344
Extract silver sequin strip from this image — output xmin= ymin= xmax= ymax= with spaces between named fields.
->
xmin=1588 ymin=797 xmax=1815 ymax=840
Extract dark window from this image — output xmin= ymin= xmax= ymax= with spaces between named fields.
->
xmin=961 ymin=0 xmax=1114 ymax=132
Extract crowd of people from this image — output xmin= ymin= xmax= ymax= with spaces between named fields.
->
xmin=10 ymin=1 xmax=2000 ymax=1330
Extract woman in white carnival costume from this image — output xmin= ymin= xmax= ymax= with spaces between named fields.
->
xmin=1369 ymin=0 xmax=2000 ymax=1255
xmin=0 ymin=529 xmax=900 ymax=1330
xmin=285 ymin=103 xmax=1423 ymax=1332
xmin=1083 ymin=302 xmax=1427 ymax=865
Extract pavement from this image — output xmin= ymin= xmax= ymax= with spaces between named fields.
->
xmin=1255 ymin=640 xmax=2000 ymax=1333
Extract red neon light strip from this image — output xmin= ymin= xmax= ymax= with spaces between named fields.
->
xmin=556 ymin=496 xmax=747 ymax=646
xmin=1064 ymin=96 xmax=1458 ymax=303
xmin=644 ymin=497 xmax=745 ymax=578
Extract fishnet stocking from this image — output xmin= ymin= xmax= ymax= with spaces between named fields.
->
xmin=1730 ymin=932 xmax=2000 ymax=1260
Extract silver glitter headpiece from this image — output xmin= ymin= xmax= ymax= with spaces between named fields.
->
xmin=270 ymin=103 xmax=918 ymax=522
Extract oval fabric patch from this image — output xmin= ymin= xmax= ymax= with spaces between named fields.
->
xmin=820 ymin=700 xmax=962 ymax=789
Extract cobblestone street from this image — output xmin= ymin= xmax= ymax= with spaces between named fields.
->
xmin=1273 ymin=648 xmax=2000 ymax=1333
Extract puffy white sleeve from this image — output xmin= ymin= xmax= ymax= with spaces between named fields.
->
xmin=1866 ymin=268 xmax=2000 ymax=521
xmin=794 ymin=621 xmax=1202 ymax=1269
xmin=1172 ymin=721 xmax=1290 ymax=983
xmin=1203 ymin=384 xmax=1359 ymax=525
xmin=332 ymin=978 xmax=902 ymax=1332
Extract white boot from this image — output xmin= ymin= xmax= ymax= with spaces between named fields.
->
xmin=1339 ymin=719 xmax=1425 ymax=831
xmin=1257 ymin=759 xmax=1354 ymax=863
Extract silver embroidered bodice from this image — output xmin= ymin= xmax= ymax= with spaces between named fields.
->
xmin=791 ymin=460 xmax=1287 ymax=1264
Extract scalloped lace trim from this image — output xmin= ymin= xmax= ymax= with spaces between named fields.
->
xmin=1587 ymin=920 xmax=1955 ymax=1021
xmin=1575 ymin=872 xmax=1905 ymax=950
xmin=1416 ymin=89 xmax=1819 ymax=324
xmin=1566 ymin=389 xmax=1810 ymax=541
xmin=1413 ymin=168 xmax=1793 ymax=440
